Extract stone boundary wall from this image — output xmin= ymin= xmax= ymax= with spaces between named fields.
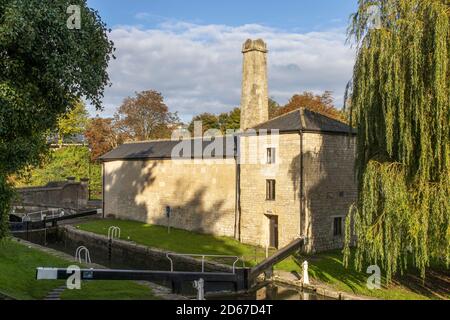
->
xmin=62 ymin=225 xmax=236 ymax=273
xmin=15 ymin=178 xmax=89 ymax=210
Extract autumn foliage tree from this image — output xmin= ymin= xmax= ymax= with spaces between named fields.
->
xmin=85 ymin=117 xmax=124 ymax=161
xmin=268 ymin=98 xmax=281 ymax=118
xmin=115 ymin=90 xmax=180 ymax=141
xmin=187 ymin=92 xmax=347 ymax=135
xmin=275 ymin=91 xmax=346 ymax=122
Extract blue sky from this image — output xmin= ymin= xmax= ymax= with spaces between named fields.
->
xmin=86 ymin=1 xmax=358 ymax=122
xmin=88 ymin=0 xmax=357 ymax=32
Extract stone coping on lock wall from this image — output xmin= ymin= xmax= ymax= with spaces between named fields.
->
xmin=14 ymin=180 xmax=88 ymax=210
xmin=63 ymin=225 xmax=237 ymax=274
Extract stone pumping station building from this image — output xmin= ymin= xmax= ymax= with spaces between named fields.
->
xmin=100 ymin=39 xmax=357 ymax=252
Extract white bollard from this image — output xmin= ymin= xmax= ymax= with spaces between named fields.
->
xmin=302 ymin=260 xmax=310 ymax=285
xmin=193 ymin=278 xmax=205 ymax=300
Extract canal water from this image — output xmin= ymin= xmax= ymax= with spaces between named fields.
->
xmin=15 ymin=228 xmax=333 ymax=300
xmin=210 ymin=283 xmax=332 ymax=300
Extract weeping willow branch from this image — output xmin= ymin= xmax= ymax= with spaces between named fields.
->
xmin=344 ymin=0 xmax=450 ymax=282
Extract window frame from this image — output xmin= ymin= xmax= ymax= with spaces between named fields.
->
xmin=333 ymin=216 xmax=343 ymax=237
xmin=266 ymin=147 xmax=276 ymax=164
xmin=266 ymin=179 xmax=276 ymax=201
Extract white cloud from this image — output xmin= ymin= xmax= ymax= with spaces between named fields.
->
xmin=91 ymin=22 xmax=356 ymax=122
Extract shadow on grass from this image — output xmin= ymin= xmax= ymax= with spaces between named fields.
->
xmin=393 ymin=268 xmax=450 ymax=299
xmin=293 ymin=251 xmax=369 ymax=293
xmin=290 ymin=250 xmax=449 ymax=299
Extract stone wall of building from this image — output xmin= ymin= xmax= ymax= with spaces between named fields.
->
xmin=102 ymin=132 xmax=356 ymax=252
xmin=302 ymin=133 xmax=357 ymax=252
xmin=103 ymin=159 xmax=237 ymax=238
xmin=15 ymin=178 xmax=89 ymax=209
xmin=239 ymin=133 xmax=301 ymax=248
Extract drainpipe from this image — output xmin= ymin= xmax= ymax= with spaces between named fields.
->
xmin=102 ymin=162 xmax=105 ymax=219
xmin=234 ymin=134 xmax=241 ymax=241
xmin=299 ymin=130 xmax=304 ymax=240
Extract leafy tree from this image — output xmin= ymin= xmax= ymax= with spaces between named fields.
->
xmin=344 ymin=0 xmax=449 ymax=281
xmin=188 ymin=112 xmax=221 ymax=135
xmin=189 ymin=108 xmax=242 ymax=135
xmin=0 ymin=0 xmax=114 ymax=237
xmin=186 ymin=98 xmax=281 ymax=135
xmin=85 ymin=117 xmax=123 ymax=161
xmin=268 ymin=98 xmax=281 ymax=119
xmin=218 ymin=107 xmax=241 ymax=132
xmin=276 ymin=91 xmax=346 ymax=122
xmin=15 ymin=146 xmax=102 ymax=200
xmin=56 ymin=101 xmax=89 ymax=146
xmin=115 ymin=90 xmax=180 ymax=141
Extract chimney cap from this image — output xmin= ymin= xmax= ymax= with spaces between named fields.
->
xmin=242 ymin=39 xmax=268 ymax=53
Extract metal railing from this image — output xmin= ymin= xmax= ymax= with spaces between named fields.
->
xmin=108 ymin=226 xmax=121 ymax=240
xmin=166 ymin=253 xmax=241 ymax=274
xmin=9 ymin=209 xmax=97 ymax=234
xmin=75 ymin=246 xmax=92 ymax=264
xmin=20 ymin=208 xmax=66 ymax=222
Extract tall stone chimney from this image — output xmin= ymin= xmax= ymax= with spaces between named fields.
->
xmin=240 ymin=39 xmax=269 ymax=130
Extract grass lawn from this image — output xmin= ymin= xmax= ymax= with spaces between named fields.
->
xmin=275 ymin=251 xmax=449 ymax=300
xmin=0 ymin=240 xmax=66 ymax=299
xmin=0 ymin=239 xmax=157 ymax=300
xmin=76 ymin=219 xmax=271 ymax=267
xmin=77 ymin=219 xmax=449 ymax=300
xmin=60 ymin=281 xmax=157 ymax=300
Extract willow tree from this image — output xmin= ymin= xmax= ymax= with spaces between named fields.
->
xmin=0 ymin=0 xmax=114 ymax=238
xmin=344 ymin=0 xmax=450 ymax=281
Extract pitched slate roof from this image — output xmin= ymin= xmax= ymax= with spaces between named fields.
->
xmin=99 ymin=108 xmax=355 ymax=161
xmin=99 ymin=136 xmax=236 ymax=161
xmin=253 ymin=108 xmax=355 ymax=134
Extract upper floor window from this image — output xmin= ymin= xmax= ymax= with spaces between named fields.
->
xmin=266 ymin=179 xmax=276 ymax=201
xmin=266 ymin=148 xmax=276 ymax=164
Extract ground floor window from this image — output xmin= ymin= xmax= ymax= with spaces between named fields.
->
xmin=333 ymin=217 xmax=343 ymax=236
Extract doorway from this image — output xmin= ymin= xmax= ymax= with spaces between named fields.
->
xmin=268 ymin=215 xmax=279 ymax=249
